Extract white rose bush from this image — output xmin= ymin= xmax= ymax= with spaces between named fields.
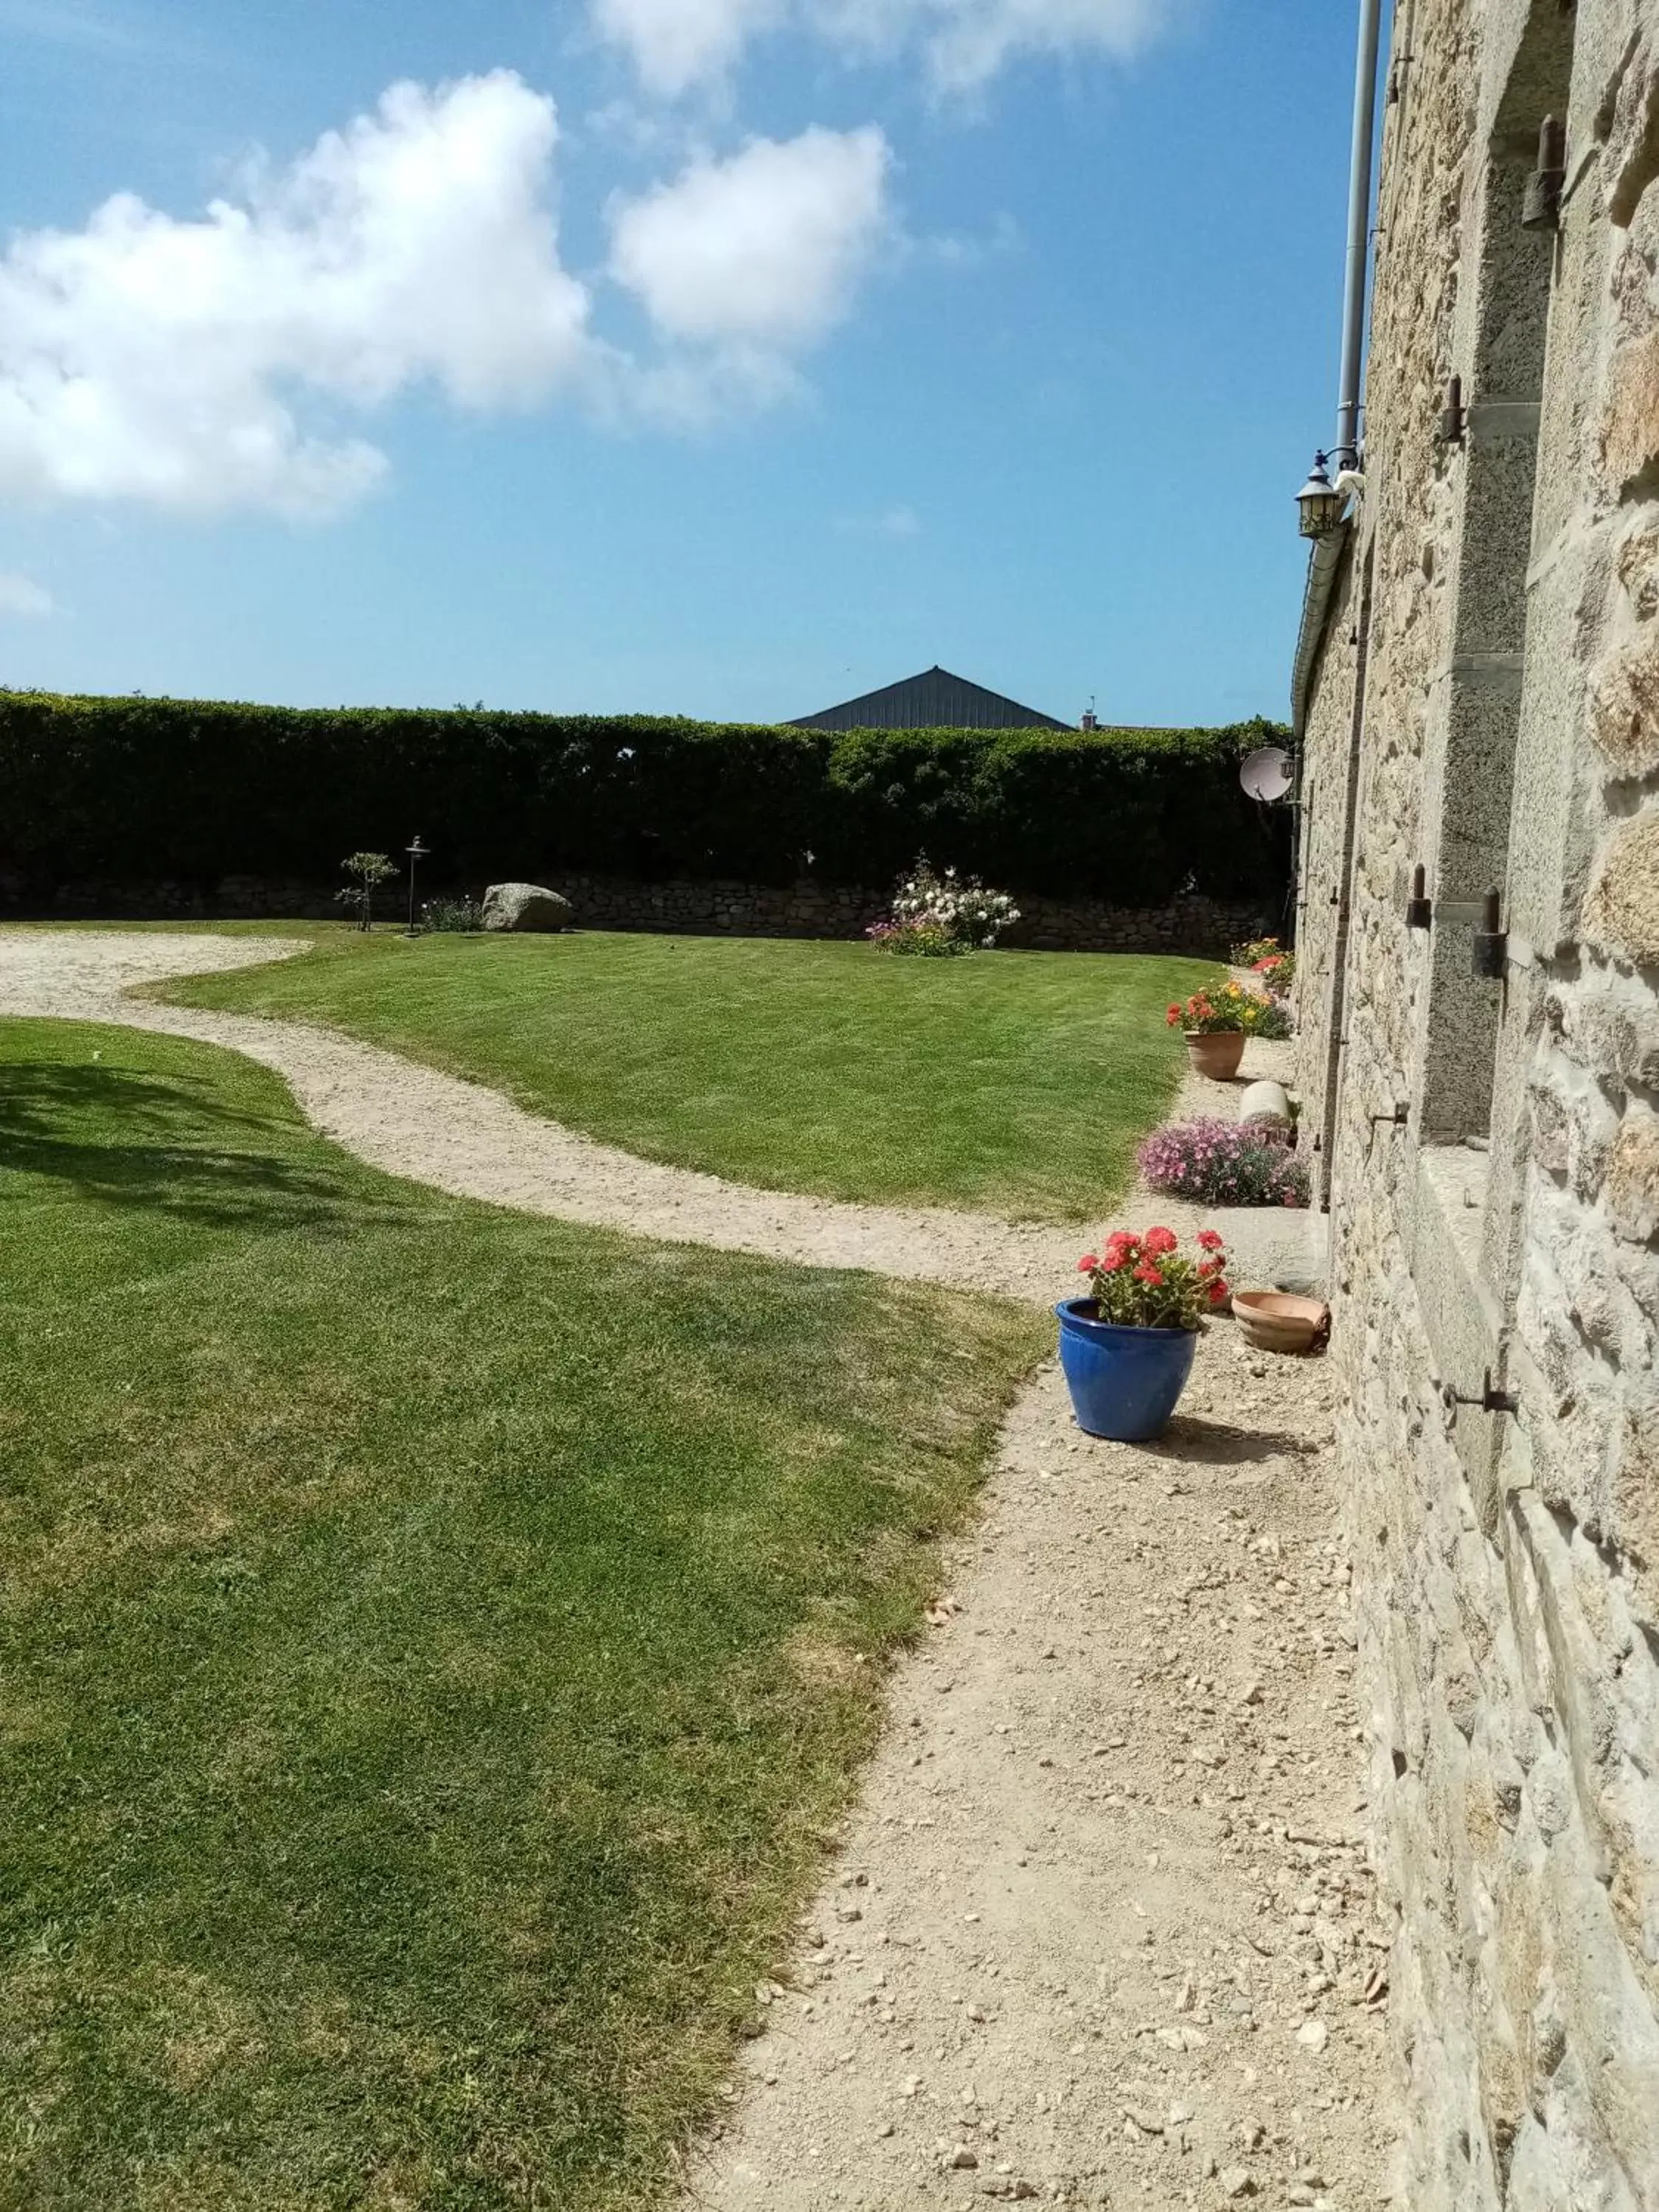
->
xmin=866 ymin=856 xmax=1020 ymax=957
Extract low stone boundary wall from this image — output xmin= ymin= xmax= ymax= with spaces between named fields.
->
xmin=7 ymin=872 xmax=1272 ymax=959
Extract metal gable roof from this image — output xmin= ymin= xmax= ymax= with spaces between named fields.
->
xmin=790 ymin=665 xmax=1071 ymax=733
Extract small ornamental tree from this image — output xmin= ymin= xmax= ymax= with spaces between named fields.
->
xmin=337 ymin=852 xmax=397 ymax=932
xmin=1075 ymin=1227 xmax=1231 ymax=1330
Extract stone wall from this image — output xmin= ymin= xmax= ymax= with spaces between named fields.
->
xmin=1294 ymin=1 xmax=1659 ymax=2205
xmin=11 ymin=871 xmax=1272 ymax=959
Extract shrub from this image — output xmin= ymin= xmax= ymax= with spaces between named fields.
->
xmin=422 ymin=895 xmax=487 ymax=933
xmin=0 ymin=692 xmax=1293 ymax=910
xmin=1166 ymin=981 xmax=1290 ymax=1037
xmin=1075 ymin=1225 xmax=1231 ymax=1329
xmin=869 ymin=857 xmax=1020 ymax=955
xmin=866 ymin=919 xmax=970 ymax=958
xmin=1137 ymin=1119 xmax=1311 ymax=1208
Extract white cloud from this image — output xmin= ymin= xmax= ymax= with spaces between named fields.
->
xmin=608 ymin=126 xmax=891 ymax=351
xmin=0 ymin=0 xmax=138 ymax=53
xmin=590 ymin=0 xmax=784 ymax=98
xmin=838 ymin=503 xmax=921 ymax=536
xmin=0 ymin=76 xmax=900 ymax=518
xmin=0 ymin=570 xmax=55 ymax=618
xmin=836 ymin=0 xmax=1166 ymax=89
xmin=0 ymin=72 xmax=596 ymax=518
xmin=594 ymin=0 xmax=1169 ymax=93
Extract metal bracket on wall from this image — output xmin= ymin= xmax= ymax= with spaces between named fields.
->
xmin=1405 ymin=864 xmax=1433 ymax=930
xmin=1439 ymin=1371 xmax=1520 ymax=1419
xmin=1522 ymin=116 xmax=1567 ymax=232
xmin=1472 ymin=890 xmax=1509 ymax=979
xmin=1369 ymin=1102 xmax=1411 ymax=1130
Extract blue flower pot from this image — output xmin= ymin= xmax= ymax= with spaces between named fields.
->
xmin=1055 ymin=1299 xmax=1200 ymax=1442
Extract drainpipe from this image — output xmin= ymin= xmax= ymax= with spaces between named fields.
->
xmin=1335 ymin=0 xmax=1385 ymax=467
xmin=1320 ymin=553 xmax=1374 ymax=1210
xmin=1317 ymin=0 xmax=1387 ymax=1213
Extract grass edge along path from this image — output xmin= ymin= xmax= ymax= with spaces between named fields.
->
xmin=0 ymin=1017 xmax=1046 ymax=2212
xmin=158 ymin=927 xmax=1216 ymax=1222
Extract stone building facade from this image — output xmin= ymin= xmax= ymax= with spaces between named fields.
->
xmin=1293 ymin=1 xmax=1659 ymax=2202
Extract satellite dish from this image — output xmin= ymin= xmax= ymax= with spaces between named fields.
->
xmin=1239 ymin=746 xmax=1295 ymax=804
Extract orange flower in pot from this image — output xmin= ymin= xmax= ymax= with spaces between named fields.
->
xmin=1166 ymin=981 xmax=1284 ymax=1081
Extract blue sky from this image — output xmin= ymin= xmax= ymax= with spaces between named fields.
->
xmin=0 ymin=0 xmax=1361 ymax=726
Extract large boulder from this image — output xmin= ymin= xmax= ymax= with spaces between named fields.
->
xmin=482 ymin=882 xmax=573 ymax=933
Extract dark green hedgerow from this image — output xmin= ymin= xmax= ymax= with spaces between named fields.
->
xmin=0 ymin=692 xmax=1292 ymax=906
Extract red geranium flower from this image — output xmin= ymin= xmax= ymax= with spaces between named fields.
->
xmin=1143 ymin=1227 xmax=1178 ymax=1256
xmin=1207 ymin=1279 xmax=1231 ymax=1304
xmin=1078 ymin=1255 xmax=1099 ymax=1273
xmin=1196 ymin=1229 xmax=1224 ymax=1252
xmin=1134 ymin=1262 xmax=1165 ymax=1286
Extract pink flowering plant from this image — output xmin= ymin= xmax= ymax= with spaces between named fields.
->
xmin=1076 ymin=1226 xmax=1231 ymax=1331
xmin=1137 ymin=1118 xmax=1311 ymax=1208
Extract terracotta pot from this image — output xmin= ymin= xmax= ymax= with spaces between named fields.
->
xmin=1184 ymin=1029 xmax=1246 ymax=1081
xmin=1232 ymin=1291 xmax=1330 ymax=1357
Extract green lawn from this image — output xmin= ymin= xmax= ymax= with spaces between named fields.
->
xmin=161 ymin=928 xmax=1214 ymax=1220
xmin=0 ymin=1018 xmax=1043 ymax=2212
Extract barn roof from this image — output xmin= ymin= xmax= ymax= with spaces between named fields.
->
xmin=790 ymin=665 xmax=1071 ymax=734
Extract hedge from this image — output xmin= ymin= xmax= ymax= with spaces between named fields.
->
xmin=0 ymin=692 xmax=1293 ymax=908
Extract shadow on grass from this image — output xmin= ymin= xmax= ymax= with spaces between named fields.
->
xmin=0 ymin=1061 xmax=382 ymax=1234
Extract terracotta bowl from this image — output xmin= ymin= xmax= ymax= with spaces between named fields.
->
xmin=1232 ymin=1290 xmax=1330 ymax=1356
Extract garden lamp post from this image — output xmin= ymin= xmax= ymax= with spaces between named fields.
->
xmin=406 ymin=835 xmax=428 ymax=936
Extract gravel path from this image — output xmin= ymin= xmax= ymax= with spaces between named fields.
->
xmin=1 ymin=931 xmax=1388 ymax=2208
xmin=0 ymin=932 xmax=1324 ymax=1304
xmin=686 ymin=1350 xmax=1394 ymax=2212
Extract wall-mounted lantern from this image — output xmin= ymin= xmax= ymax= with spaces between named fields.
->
xmin=1522 ymin=116 xmax=1566 ymax=232
xmin=1297 ymin=453 xmax=1348 ymax=540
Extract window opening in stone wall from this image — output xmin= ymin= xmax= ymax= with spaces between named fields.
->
xmin=1412 ymin=10 xmax=1576 ymax=1151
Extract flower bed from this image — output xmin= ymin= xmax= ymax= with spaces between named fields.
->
xmin=1137 ymin=1117 xmax=1310 ymax=1208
